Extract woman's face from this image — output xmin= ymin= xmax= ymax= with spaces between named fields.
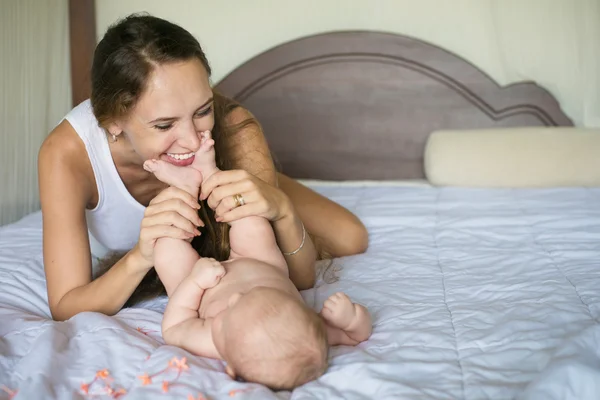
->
xmin=110 ymin=58 xmax=215 ymax=167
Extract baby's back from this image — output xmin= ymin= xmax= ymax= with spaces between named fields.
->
xmin=198 ymin=257 xmax=301 ymax=319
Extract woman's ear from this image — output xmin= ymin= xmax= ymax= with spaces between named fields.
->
xmin=106 ymin=122 xmax=123 ymax=139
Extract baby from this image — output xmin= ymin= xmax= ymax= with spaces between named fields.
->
xmin=143 ymin=131 xmax=372 ymax=390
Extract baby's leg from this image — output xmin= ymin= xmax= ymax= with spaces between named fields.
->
xmin=320 ymin=292 xmax=372 ymax=346
xmin=153 ymin=239 xmax=201 ymax=296
xmin=228 ymin=216 xmax=287 ymax=270
xmin=142 ymin=131 xmax=216 ymax=294
xmin=162 ymin=258 xmax=225 ymax=359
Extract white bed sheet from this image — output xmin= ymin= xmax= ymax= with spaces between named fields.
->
xmin=1 ymin=183 xmax=600 ymax=400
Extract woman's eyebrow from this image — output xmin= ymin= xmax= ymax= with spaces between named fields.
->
xmin=148 ymin=97 xmax=214 ymax=124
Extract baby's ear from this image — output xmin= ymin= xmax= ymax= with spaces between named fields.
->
xmin=228 ymin=292 xmax=242 ymax=308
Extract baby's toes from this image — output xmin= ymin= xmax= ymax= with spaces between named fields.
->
xmin=324 ymin=298 xmax=338 ymax=310
xmin=335 ymin=292 xmax=349 ymax=301
xmin=202 ymin=139 xmax=215 ymax=151
xmin=199 ymin=131 xmax=212 ymax=144
xmin=320 ymin=306 xmax=335 ymax=320
xmin=142 ymin=159 xmax=159 ymax=172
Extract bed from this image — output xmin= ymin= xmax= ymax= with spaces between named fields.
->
xmin=2 ymin=30 xmax=600 ymax=400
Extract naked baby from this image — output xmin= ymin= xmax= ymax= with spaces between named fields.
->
xmin=144 ymin=131 xmax=372 ymax=390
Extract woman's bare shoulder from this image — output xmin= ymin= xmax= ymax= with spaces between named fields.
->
xmin=38 ymin=119 xmax=96 ymax=203
xmin=40 ymin=119 xmax=86 ymax=160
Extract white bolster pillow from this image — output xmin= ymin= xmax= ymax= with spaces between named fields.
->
xmin=424 ymin=127 xmax=600 ymax=187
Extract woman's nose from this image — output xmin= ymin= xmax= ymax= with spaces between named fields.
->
xmin=178 ymin=121 xmax=201 ymax=151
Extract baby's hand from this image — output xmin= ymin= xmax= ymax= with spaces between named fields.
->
xmin=191 ymin=258 xmax=226 ymax=289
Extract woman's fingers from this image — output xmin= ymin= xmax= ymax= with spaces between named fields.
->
xmin=145 ymin=198 xmax=204 ymax=227
xmin=140 ymin=224 xmax=195 ymax=243
xmin=150 ymin=186 xmax=201 ymax=210
xmin=142 ymin=211 xmax=201 ymax=236
xmin=213 ymin=191 xmax=254 ymax=219
xmin=215 ymin=197 xmax=264 ymax=223
xmin=200 ymin=170 xmax=250 ymax=201
xmin=199 ymin=168 xmax=286 ymax=224
xmin=206 ymin=181 xmax=251 ymax=210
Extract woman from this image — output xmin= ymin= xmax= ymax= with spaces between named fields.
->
xmin=38 ymin=13 xmax=368 ymax=322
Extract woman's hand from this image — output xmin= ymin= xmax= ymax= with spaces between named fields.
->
xmin=134 ymin=186 xmax=204 ymax=269
xmin=199 ymin=170 xmax=291 ymax=224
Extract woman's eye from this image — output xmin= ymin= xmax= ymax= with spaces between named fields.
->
xmin=155 ymin=124 xmax=173 ymax=131
xmin=195 ymin=106 xmax=213 ymax=118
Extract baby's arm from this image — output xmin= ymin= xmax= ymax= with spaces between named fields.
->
xmin=162 ymin=258 xmax=225 ymax=359
xmin=142 ymin=159 xmax=204 ymax=296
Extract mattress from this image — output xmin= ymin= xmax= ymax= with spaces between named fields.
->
xmin=1 ymin=183 xmax=600 ymax=400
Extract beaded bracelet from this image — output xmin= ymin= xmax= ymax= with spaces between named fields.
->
xmin=283 ymin=222 xmax=306 ymax=256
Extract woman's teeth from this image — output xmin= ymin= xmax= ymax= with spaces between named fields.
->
xmin=167 ymin=152 xmax=195 ymax=160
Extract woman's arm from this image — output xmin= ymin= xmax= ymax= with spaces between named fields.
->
xmin=39 ymin=121 xmax=203 ymax=320
xmin=277 ymin=174 xmax=369 ymax=258
xmin=38 ymin=121 xmax=152 ymax=321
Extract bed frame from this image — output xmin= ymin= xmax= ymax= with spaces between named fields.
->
xmin=214 ymin=32 xmax=573 ymax=180
xmin=70 ymin=3 xmax=573 ymax=181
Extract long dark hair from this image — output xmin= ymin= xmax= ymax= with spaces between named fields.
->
xmin=90 ymin=13 xmax=257 ymax=306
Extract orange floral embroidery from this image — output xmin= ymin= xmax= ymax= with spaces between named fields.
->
xmin=137 ymin=373 xmax=152 ymax=386
xmin=229 ymin=388 xmax=252 ymax=397
xmin=96 ymin=369 xmax=110 ymax=379
xmin=137 ymin=356 xmax=192 ymax=394
xmin=169 ymin=356 xmax=189 ymax=371
xmin=136 ymin=326 xmax=157 ymax=336
xmin=81 ymin=356 xmax=209 ymax=399
xmin=80 ymin=369 xmax=126 ymax=398
xmin=1 ymin=385 xmax=18 ymax=399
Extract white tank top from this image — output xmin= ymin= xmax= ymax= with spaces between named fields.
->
xmin=63 ymin=99 xmax=145 ymax=259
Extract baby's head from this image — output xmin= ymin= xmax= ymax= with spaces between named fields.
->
xmin=211 ymin=287 xmax=328 ymax=390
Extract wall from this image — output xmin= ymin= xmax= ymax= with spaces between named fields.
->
xmin=1 ymin=0 xmax=598 ymax=226
xmin=0 ymin=0 xmax=71 ymax=226
xmin=96 ymin=0 xmax=600 ymax=128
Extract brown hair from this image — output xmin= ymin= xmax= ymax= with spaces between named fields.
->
xmin=90 ymin=13 xmax=256 ymax=305
xmin=226 ymin=294 xmax=329 ymax=390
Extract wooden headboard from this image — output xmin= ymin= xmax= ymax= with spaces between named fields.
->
xmin=214 ymin=31 xmax=573 ymax=180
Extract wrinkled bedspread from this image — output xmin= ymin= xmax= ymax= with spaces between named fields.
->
xmin=1 ymin=183 xmax=599 ymax=399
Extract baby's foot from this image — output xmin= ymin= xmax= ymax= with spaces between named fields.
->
xmin=191 ymin=258 xmax=226 ymax=289
xmin=191 ymin=130 xmax=219 ymax=182
xmin=320 ymin=292 xmax=368 ymax=332
xmin=143 ymin=159 xmax=202 ymax=195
